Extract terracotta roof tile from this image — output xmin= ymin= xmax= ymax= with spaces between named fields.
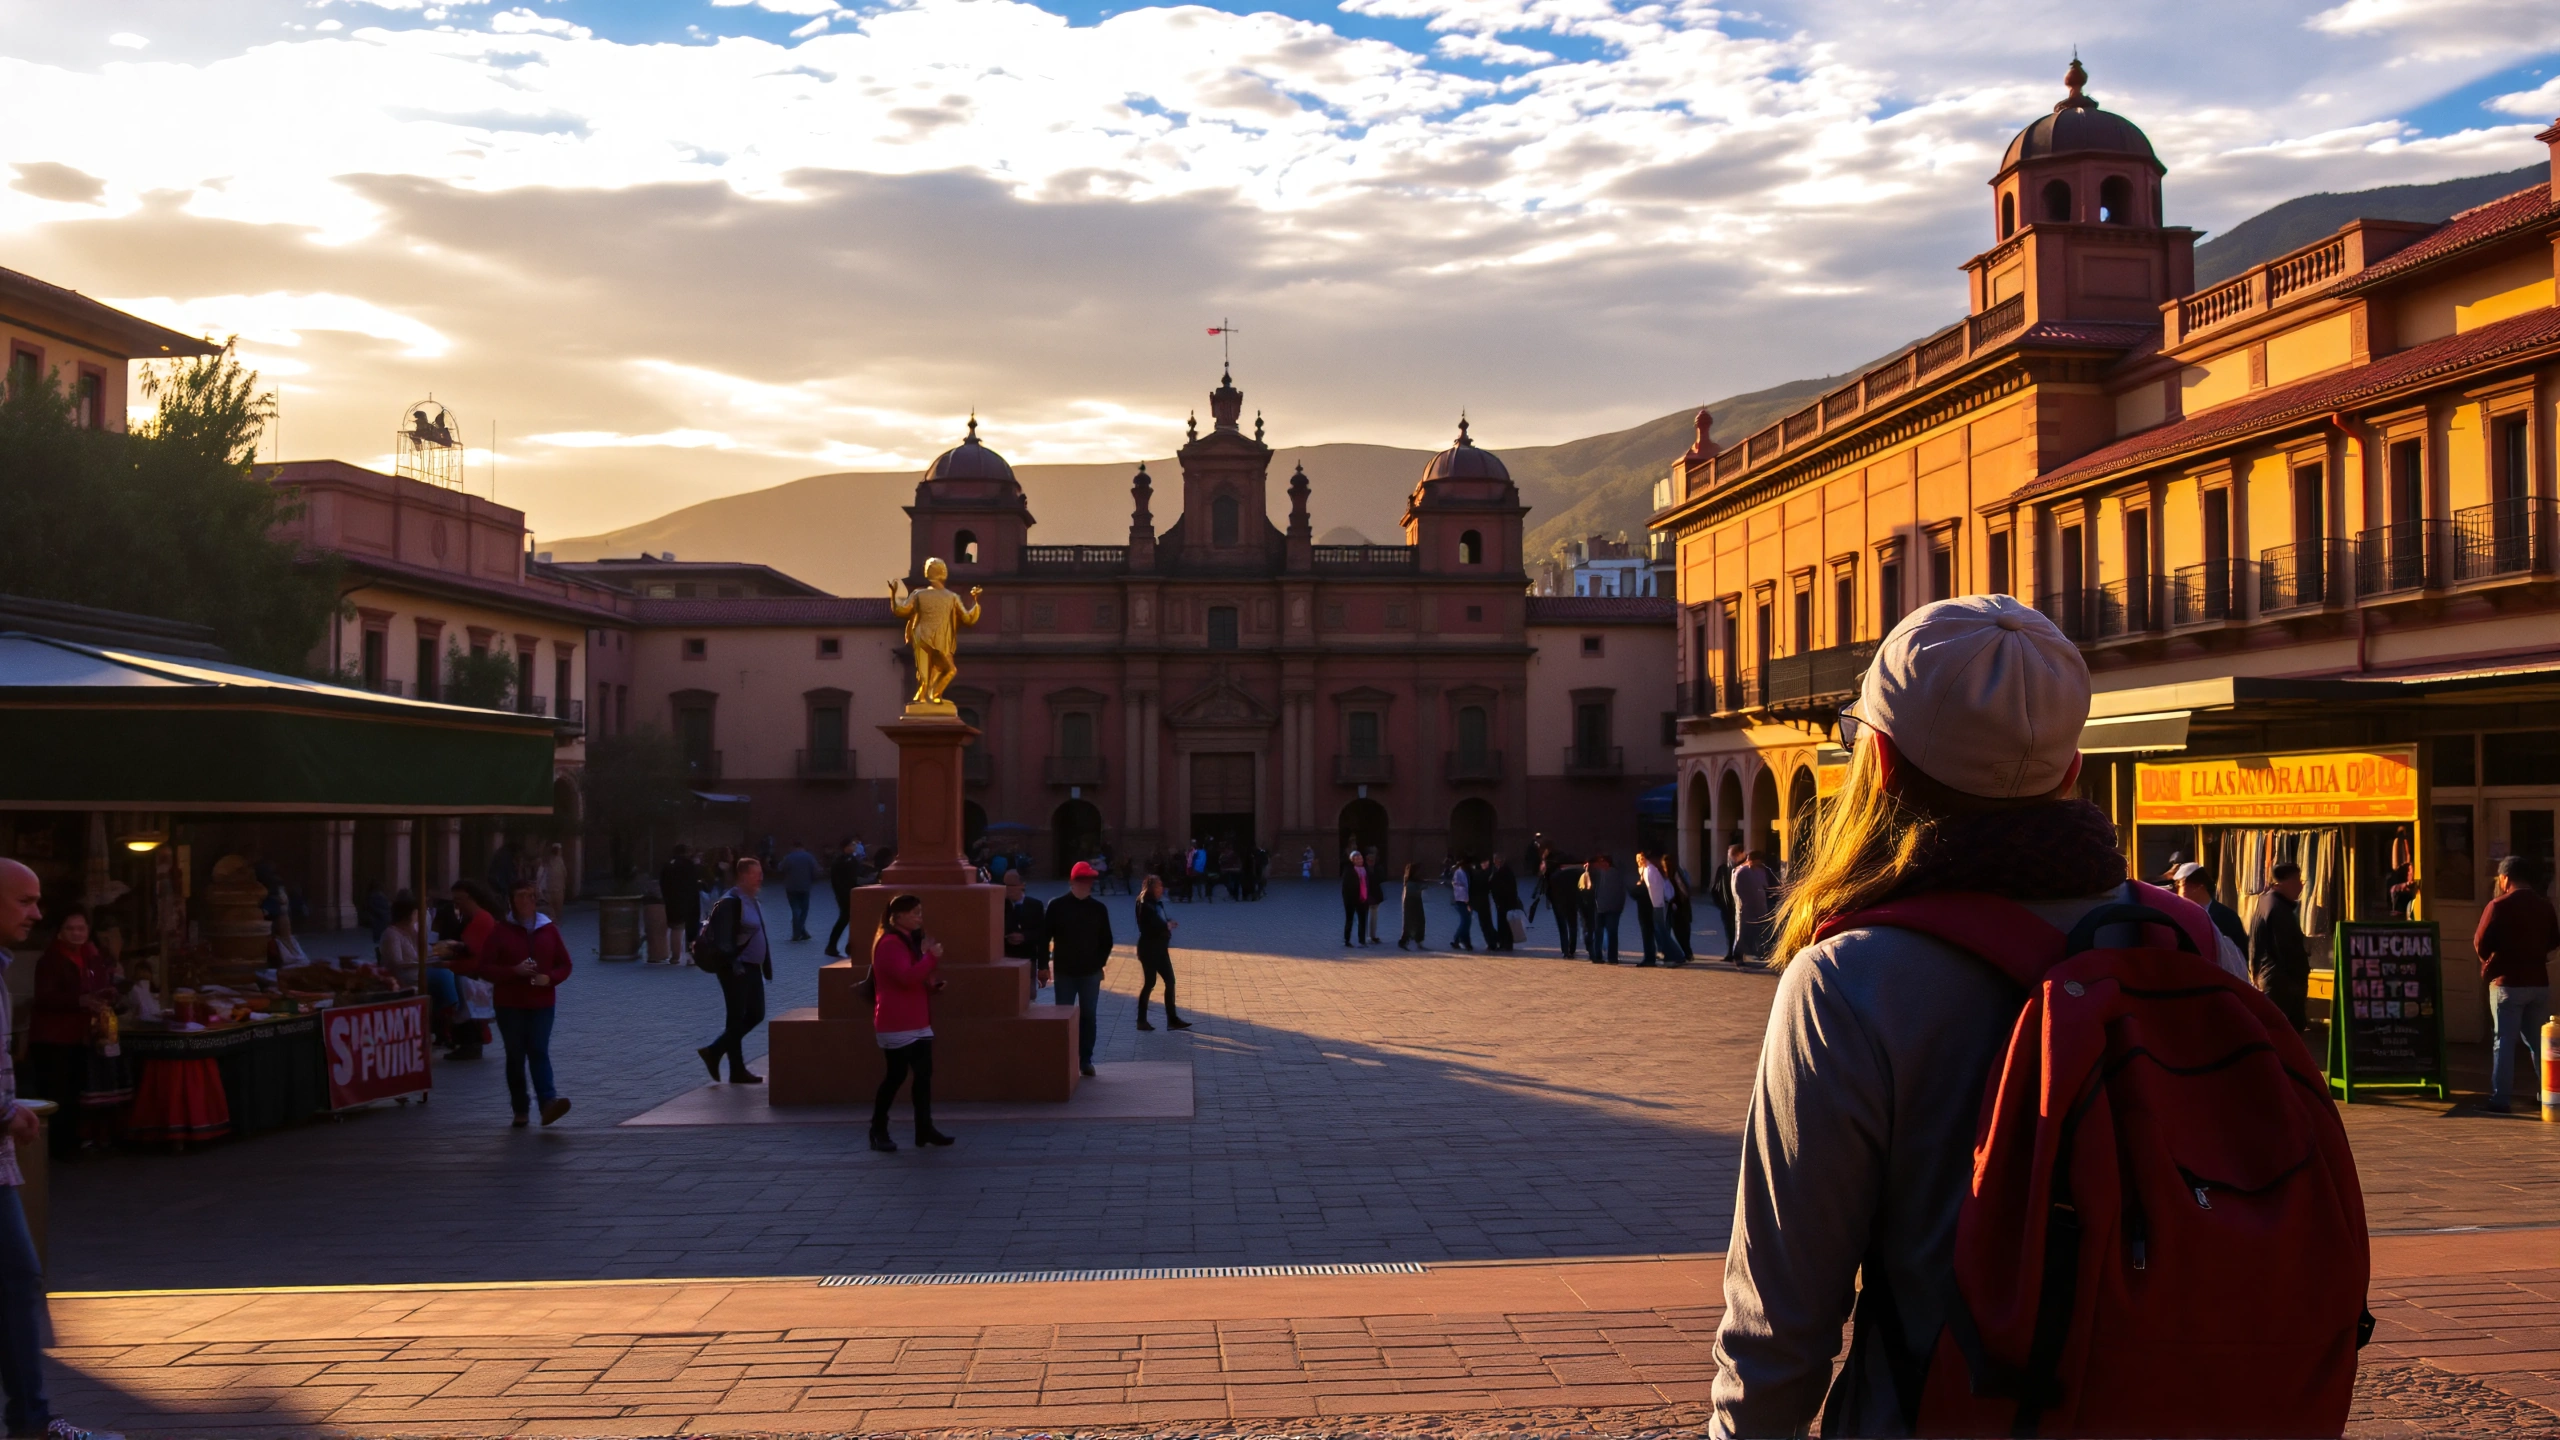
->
xmin=2340 ymin=184 xmax=2559 ymax=292
xmin=2016 ymin=319 xmax=2160 ymax=348
xmin=633 ymin=597 xmax=899 ymax=627
xmin=2010 ymin=300 xmax=2560 ymax=504
xmin=1527 ymin=596 xmax=1675 ymax=623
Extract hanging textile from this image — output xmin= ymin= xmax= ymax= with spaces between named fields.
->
xmin=2218 ymin=827 xmax=2343 ymax=940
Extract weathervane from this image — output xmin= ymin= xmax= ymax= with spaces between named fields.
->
xmin=1207 ymin=318 xmax=1242 ymax=368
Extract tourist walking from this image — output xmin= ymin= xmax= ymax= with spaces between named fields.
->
xmin=1729 ymin=850 xmax=1775 ymax=967
xmin=1396 ymin=862 xmax=1430 ymax=949
xmin=1134 ymin=875 xmax=1190 ymax=1030
xmin=1636 ymin=852 xmax=1688 ymax=966
xmin=1490 ymin=857 xmax=1523 ymax=951
xmin=1709 ymin=843 xmax=1741 ymax=958
xmin=24 ymin=905 xmax=131 ymax=1157
xmin=661 ymin=844 xmax=702 ymax=954
xmin=824 ymin=840 xmax=862 ymax=957
xmin=1582 ymin=852 xmax=1626 ymax=964
xmin=695 ymin=856 xmax=773 ymax=1085
xmin=1447 ymin=858 xmax=1476 ymax=951
xmin=1543 ymin=854 xmax=1582 ymax=958
xmin=776 ymin=839 xmax=821 ymax=941
xmin=1047 ymin=861 xmax=1114 ymax=1076
xmin=1364 ymin=849 xmax=1386 ymax=938
xmin=865 ymin=893 xmax=953 ymax=1152
xmin=481 ymin=880 xmax=574 ymax=1127
xmin=1340 ymin=851 xmax=1376 ymax=946
xmin=0 ymin=860 xmax=117 ymax=1440
xmin=2249 ymin=860 xmax=2311 ymax=1038
xmin=1668 ymin=862 xmax=1696 ymax=965
xmin=1473 ymin=859 xmax=1504 ymax=952
xmin=1712 ymin=595 xmax=2364 ymax=1437
xmin=2476 ymin=854 xmax=2557 ymax=1113
xmin=1002 ymin=871 xmax=1049 ymax=987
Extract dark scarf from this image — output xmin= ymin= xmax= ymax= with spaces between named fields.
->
xmin=1886 ymin=798 xmax=2126 ymax=903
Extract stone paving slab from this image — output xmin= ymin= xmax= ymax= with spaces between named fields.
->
xmin=621 ymin=1063 xmax=1197 ymax=1126
xmin=40 ymin=1234 xmax=2560 ymax=1437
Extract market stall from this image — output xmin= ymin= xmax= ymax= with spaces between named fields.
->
xmin=0 ymin=629 xmax=556 ymax=1145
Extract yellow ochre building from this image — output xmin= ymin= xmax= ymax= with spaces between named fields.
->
xmin=1653 ymin=63 xmax=2560 ymax=1045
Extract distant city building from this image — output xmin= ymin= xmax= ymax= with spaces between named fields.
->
xmin=1546 ymin=533 xmax=1672 ymax=598
xmin=0 ymin=263 xmax=215 ymax=428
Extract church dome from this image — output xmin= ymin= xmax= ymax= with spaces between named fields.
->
xmin=1420 ymin=417 xmax=1510 ymax=483
xmin=923 ymin=416 xmax=1015 ymax=483
xmin=1999 ymin=59 xmax=2160 ymax=175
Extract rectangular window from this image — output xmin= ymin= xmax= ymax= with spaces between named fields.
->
xmin=2483 ymin=730 xmax=2560 ymax=787
xmin=1573 ymin=701 xmax=1612 ymax=763
xmin=2202 ymin=488 xmax=2231 ymax=565
xmin=811 ymin=705 xmax=848 ymax=766
xmin=2493 ymin=416 xmax=2530 ymax=503
xmin=1206 ymin=605 xmax=1239 ymax=649
xmin=1754 ymin=594 xmax=1774 ymax=673
xmin=74 ymin=370 xmax=105 ymax=429
xmin=2293 ymin=462 xmax=2324 ymax=550
xmin=360 ymin=629 xmax=386 ymax=691
xmin=678 ymin=708 xmax=714 ymax=773
xmin=1928 ymin=538 xmax=1954 ymax=602
xmin=1347 ymin=710 xmax=1381 ymax=758
xmin=2430 ymin=734 xmax=2475 ymax=788
xmin=2433 ymin=804 xmax=2475 ymax=903
xmin=683 ymin=637 xmax=707 ymax=660
xmin=817 ymin=636 xmax=841 ymax=658
xmin=1877 ymin=554 xmax=1904 ymax=635
xmin=1790 ymin=574 xmax=1813 ymax=656
xmin=2060 ymin=524 xmax=2085 ymax=597
xmin=554 ymin=657 xmax=572 ymax=717
xmin=2124 ymin=508 xmax=2152 ymax=629
xmin=7 ymin=346 xmax=39 ymax=398
xmin=415 ymin=636 xmax=439 ymax=702
xmin=1986 ymin=527 xmax=2013 ymax=597
xmin=1580 ymin=634 xmax=1603 ymax=656
xmin=2389 ymin=440 xmax=2424 ymax=527
xmin=1832 ymin=569 xmax=1855 ymax=647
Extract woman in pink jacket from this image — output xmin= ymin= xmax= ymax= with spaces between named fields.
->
xmin=868 ymin=894 xmax=953 ymax=1153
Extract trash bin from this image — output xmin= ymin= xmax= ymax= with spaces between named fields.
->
xmin=15 ymin=1099 xmax=53 ymax=1271
xmin=598 ymin=895 xmax=643 ymax=962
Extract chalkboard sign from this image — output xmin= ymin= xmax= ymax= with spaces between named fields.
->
xmin=2328 ymin=921 xmax=2447 ymax=1102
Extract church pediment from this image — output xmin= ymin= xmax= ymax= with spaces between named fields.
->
xmin=1166 ymin=674 xmax=1279 ymax=730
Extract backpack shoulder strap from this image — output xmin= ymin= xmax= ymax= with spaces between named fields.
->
xmin=1816 ymin=892 xmax=2067 ymax=989
xmin=2121 ymin=880 xmax=2223 ymax=961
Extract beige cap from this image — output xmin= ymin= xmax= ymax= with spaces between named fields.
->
xmin=1856 ymin=594 xmax=2089 ymax=799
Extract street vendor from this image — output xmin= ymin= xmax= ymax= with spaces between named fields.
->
xmin=23 ymin=905 xmax=132 ymax=1157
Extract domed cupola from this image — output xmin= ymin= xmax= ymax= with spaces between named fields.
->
xmin=1966 ymin=56 xmax=2195 ymax=329
xmin=1404 ymin=416 xmax=1525 ymax=576
xmin=907 ymin=414 xmax=1033 ymax=580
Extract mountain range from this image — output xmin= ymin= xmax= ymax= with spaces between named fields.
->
xmin=549 ymin=165 xmax=2548 ymax=592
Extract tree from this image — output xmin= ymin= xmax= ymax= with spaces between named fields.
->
xmin=582 ymin=726 xmax=692 ymax=891
xmin=0 ymin=342 xmax=340 ymax=674
xmin=441 ymin=643 xmax=518 ymax=711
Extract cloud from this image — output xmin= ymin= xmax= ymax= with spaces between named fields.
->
xmin=2489 ymin=74 xmax=2560 ymax=118
xmin=9 ymin=162 xmax=106 ymax=205
xmin=2 ymin=0 xmax=2551 ymax=541
xmin=107 ymin=32 xmax=148 ymax=49
xmin=2308 ymin=0 xmax=2560 ymax=60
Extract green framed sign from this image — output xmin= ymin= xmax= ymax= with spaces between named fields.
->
xmin=2328 ymin=921 xmax=2448 ymax=1102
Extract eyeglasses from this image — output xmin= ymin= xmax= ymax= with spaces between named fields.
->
xmin=1835 ymin=704 xmax=1868 ymax=751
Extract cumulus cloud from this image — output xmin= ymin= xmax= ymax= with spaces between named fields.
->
xmin=1 ymin=0 xmax=2549 ymax=540
xmin=2308 ymin=0 xmax=2560 ymax=61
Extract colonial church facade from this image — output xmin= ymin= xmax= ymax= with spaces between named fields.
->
xmin=908 ymin=368 xmax=1539 ymax=874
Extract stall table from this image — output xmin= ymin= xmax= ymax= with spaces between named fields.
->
xmin=125 ymin=1015 xmax=328 ymax=1141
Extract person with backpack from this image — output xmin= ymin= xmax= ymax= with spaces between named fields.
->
xmin=1712 ymin=596 xmax=2366 ymax=1439
xmin=694 ymin=856 xmax=773 ymax=1085
xmin=866 ymin=893 xmax=953 ymax=1152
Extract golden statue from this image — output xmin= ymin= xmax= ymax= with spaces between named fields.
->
xmin=888 ymin=558 xmax=983 ymax=714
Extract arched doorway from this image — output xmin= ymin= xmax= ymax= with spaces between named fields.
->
xmin=1717 ymin=767 xmax=1746 ymax=862
xmin=1448 ymin=798 xmax=1496 ymax=864
xmin=1051 ymin=799 xmax=1102 ymax=874
xmin=963 ymin=800 xmax=988 ymax=855
xmin=1683 ymin=771 xmax=1712 ymax=882
xmin=1337 ymin=798 xmax=1389 ymax=877
xmin=1747 ymin=765 xmax=1780 ymax=863
xmin=1786 ymin=766 xmax=1819 ymax=873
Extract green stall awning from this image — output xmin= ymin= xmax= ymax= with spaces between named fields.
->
xmin=0 ymin=633 xmax=558 ymax=815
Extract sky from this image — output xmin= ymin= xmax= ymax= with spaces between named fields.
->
xmin=3 ymin=0 xmax=2555 ymax=541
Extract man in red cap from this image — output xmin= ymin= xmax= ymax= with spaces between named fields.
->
xmin=1046 ymin=862 xmax=1115 ymax=1076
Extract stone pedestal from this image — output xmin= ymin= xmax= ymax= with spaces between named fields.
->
xmin=769 ymin=712 xmax=1080 ymax=1106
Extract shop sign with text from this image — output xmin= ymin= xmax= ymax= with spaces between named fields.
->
xmin=323 ymin=996 xmax=432 ymax=1110
xmin=2134 ymin=746 xmax=2418 ymax=825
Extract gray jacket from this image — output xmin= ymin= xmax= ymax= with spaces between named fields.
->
xmin=1584 ymin=865 xmax=1628 ymax=917
xmin=1711 ymin=885 xmax=2143 ymax=1438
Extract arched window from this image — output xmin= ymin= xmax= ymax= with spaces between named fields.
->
xmin=1212 ymin=494 xmax=1240 ymax=547
xmin=1456 ymin=705 xmax=1489 ymax=765
xmin=2041 ymin=179 xmax=2072 ymax=223
xmin=1999 ymin=191 xmax=2016 ymax=239
xmin=954 ymin=529 xmax=980 ymax=565
xmin=1059 ymin=710 xmax=1095 ymax=758
xmin=2098 ymin=175 xmax=2132 ymax=225
xmin=1459 ymin=529 xmax=1483 ymax=565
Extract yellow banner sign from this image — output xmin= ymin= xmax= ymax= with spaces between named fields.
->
xmin=2135 ymin=747 xmax=2419 ymax=825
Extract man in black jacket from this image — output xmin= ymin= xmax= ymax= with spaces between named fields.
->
xmin=1708 ymin=842 xmax=1740 ymax=961
xmin=823 ymin=841 xmax=862 ymax=957
xmin=660 ymin=844 xmax=701 ymax=956
xmin=1003 ymin=871 xmax=1049 ymax=988
xmin=2250 ymin=861 xmax=2311 ymax=1036
xmin=1046 ymin=862 xmax=1113 ymax=1076
xmin=1542 ymin=855 xmax=1583 ymax=958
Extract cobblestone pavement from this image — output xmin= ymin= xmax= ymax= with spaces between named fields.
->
xmin=47 ymin=881 xmax=2560 ymax=1292
xmin=37 ymin=1234 xmax=2560 ymax=1437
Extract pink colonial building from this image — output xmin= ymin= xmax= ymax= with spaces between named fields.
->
xmin=878 ymin=368 xmax=1539 ymax=874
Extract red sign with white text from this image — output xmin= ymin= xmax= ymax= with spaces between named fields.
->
xmin=323 ymin=997 xmax=432 ymax=1110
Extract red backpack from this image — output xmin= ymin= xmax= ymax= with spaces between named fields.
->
xmin=1817 ymin=882 xmax=2370 ymax=1438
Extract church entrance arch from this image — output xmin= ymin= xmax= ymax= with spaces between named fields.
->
xmin=1448 ymin=798 xmax=1497 ymax=864
xmin=1051 ymin=799 xmax=1103 ymax=874
xmin=1337 ymin=798 xmax=1389 ymax=877
xmin=1187 ymin=751 xmax=1257 ymax=860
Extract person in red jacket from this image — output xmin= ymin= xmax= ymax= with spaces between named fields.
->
xmin=475 ymin=880 xmax=574 ymax=1127
xmin=2475 ymin=854 xmax=2557 ymax=1113
xmin=867 ymin=893 xmax=952 ymax=1153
